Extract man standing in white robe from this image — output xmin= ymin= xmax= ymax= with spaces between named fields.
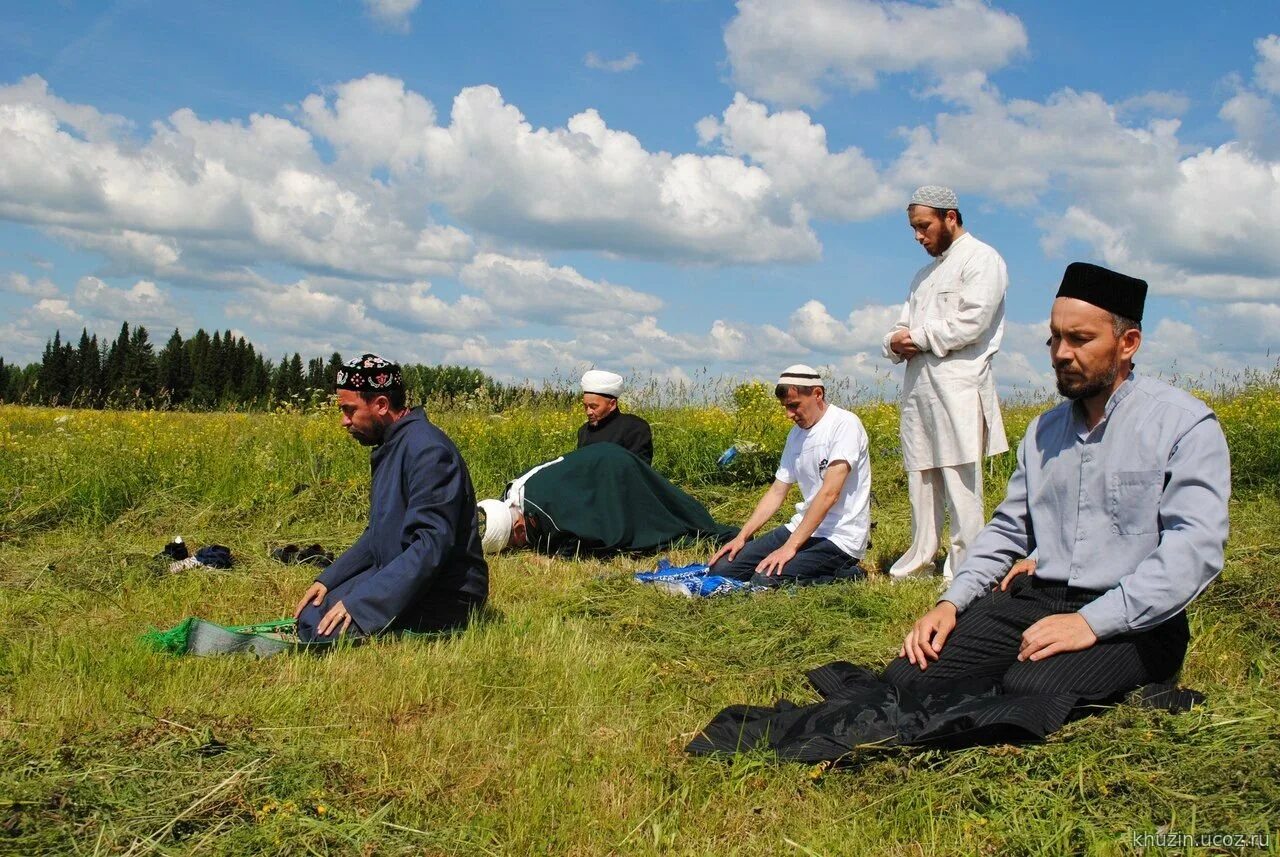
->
xmin=883 ymin=185 xmax=1009 ymax=582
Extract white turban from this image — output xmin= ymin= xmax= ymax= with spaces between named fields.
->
xmin=478 ymin=499 xmax=514 ymax=553
xmin=777 ymin=364 xmax=823 ymax=387
xmin=581 ymin=369 xmax=624 ymax=398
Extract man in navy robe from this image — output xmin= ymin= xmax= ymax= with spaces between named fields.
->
xmin=293 ymin=354 xmax=487 ymax=642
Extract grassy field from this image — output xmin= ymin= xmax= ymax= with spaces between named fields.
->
xmin=1 ymin=385 xmax=1278 ymax=855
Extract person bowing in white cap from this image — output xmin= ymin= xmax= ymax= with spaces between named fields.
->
xmin=577 ymin=369 xmax=653 ymax=464
xmin=882 ymin=185 xmax=1010 ymax=583
xmin=707 ymin=365 xmax=871 ymax=588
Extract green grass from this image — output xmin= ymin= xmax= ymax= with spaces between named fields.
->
xmin=0 ymin=399 xmax=1277 ymax=855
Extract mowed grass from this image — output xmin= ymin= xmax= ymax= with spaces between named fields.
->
xmin=0 ymin=393 xmax=1277 ymax=856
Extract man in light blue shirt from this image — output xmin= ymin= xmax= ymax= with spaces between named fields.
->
xmin=888 ymin=263 xmax=1230 ymax=700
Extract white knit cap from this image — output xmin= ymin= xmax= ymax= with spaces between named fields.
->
xmin=478 ymin=499 xmax=514 ymax=553
xmin=909 ymin=185 xmax=959 ymax=210
xmin=777 ymin=364 xmax=823 ymax=386
xmin=581 ymin=369 xmax=624 ymax=398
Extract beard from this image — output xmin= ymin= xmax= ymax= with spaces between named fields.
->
xmin=928 ymin=228 xmax=955 ymax=257
xmin=1055 ymin=361 xmax=1119 ymax=400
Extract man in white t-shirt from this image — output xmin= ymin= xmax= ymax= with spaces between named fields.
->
xmin=708 ymin=365 xmax=871 ymax=587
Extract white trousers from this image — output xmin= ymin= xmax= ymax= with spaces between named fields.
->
xmin=888 ymin=461 xmax=985 ymax=582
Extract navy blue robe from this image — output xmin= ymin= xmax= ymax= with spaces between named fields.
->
xmin=300 ymin=408 xmax=487 ymax=640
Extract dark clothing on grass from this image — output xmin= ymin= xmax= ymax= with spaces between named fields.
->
xmin=513 ymin=444 xmax=735 ymax=557
xmin=576 ymin=409 xmax=653 ymax=464
xmin=299 ymin=408 xmax=487 ymax=642
xmin=687 ymin=575 xmax=1191 ymax=761
xmin=709 ymin=525 xmax=864 ymax=588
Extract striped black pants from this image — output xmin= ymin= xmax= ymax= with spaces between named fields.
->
xmin=884 ymin=575 xmax=1189 ymax=700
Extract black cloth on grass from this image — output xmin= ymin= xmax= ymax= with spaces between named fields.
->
xmin=687 ymin=576 xmax=1199 ymax=761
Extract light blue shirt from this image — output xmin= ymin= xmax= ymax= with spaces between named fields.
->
xmin=941 ymin=373 xmax=1231 ymax=639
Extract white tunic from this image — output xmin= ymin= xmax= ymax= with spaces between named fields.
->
xmin=882 ymin=232 xmax=1010 ymax=471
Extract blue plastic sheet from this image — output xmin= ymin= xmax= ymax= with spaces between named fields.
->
xmin=633 ymin=558 xmax=762 ymax=598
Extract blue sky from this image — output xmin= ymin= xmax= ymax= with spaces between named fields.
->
xmin=1 ymin=0 xmax=1278 ymax=393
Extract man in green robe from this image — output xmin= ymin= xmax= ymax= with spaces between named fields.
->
xmin=477 ymin=444 xmax=735 ymax=557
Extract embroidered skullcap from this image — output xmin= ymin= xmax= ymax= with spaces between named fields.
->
xmin=777 ymin=364 xmax=823 ymax=387
xmin=1056 ymin=262 xmax=1147 ymax=324
xmin=335 ymin=353 xmax=403 ymax=392
xmin=581 ymin=369 xmax=624 ymax=398
xmin=477 ymin=499 xmax=513 ymax=553
xmin=908 ymin=185 xmax=960 ymax=210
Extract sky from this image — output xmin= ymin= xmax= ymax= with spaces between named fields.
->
xmin=1 ymin=0 xmax=1278 ymax=395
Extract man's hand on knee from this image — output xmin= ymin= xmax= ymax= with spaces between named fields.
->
xmin=709 ymin=535 xmax=747 ymax=567
xmin=755 ymin=543 xmax=797 ymax=576
xmin=900 ymin=601 xmax=958 ymax=670
xmin=1017 ymin=613 xmax=1097 ymax=662
xmin=294 ymin=581 xmax=327 ymax=620
xmin=316 ymin=599 xmax=354 ymax=638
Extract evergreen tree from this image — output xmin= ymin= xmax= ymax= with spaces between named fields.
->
xmin=287 ymin=353 xmax=306 ymax=399
xmin=37 ymin=333 xmax=59 ymax=405
xmin=122 ymin=325 xmax=157 ymax=404
xmin=59 ymin=331 xmax=78 ymax=404
xmin=76 ymin=329 xmax=101 ymax=407
xmin=187 ymin=328 xmax=214 ymax=407
xmin=103 ymin=322 xmax=131 ymax=403
xmin=305 ymin=356 xmax=326 ymax=397
xmin=326 ymin=352 xmax=343 ymax=390
xmin=157 ymin=328 xmax=190 ymax=406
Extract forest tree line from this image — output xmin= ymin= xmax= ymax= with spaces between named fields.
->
xmin=0 ymin=323 xmax=568 ymax=411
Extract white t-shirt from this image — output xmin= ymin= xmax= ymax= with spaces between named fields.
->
xmin=774 ymin=404 xmax=871 ymax=558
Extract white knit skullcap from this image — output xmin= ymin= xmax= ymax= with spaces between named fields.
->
xmin=908 ymin=185 xmax=959 ymax=210
xmin=777 ymin=364 xmax=823 ymax=387
xmin=478 ymin=499 xmax=514 ymax=553
xmin=581 ymin=369 xmax=624 ymax=398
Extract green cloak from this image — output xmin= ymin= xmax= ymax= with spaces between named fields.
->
xmin=519 ymin=444 xmax=736 ymax=557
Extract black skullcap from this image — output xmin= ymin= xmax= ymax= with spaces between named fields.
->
xmin=335 ymin=353 xmax=404 ymax=392
xmin=1056 ymin=263 xmax=1147 ymax=323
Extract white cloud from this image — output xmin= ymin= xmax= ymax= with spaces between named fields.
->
xmin=29 ymin=298 xmax=82 ymax=327
xmin=300 ymin=76 xmax=822 ymax=263
xmin=787 ymin=299 xmax=901 ymax=353
xmin=891 ymin=79 xmax=1182 ymax=205
xmin=365 ymin=281 xmax=495 ymax=332
xmin=1254 ymin=34 xmax=1280 ymax=96
xmin=698 ymin=93 xmax=898 ymax=220
xmin=584 ymin=51 xmax=642 ymax=73
xmin=417 ymin=86 xmax=819 ymax=262
xmin=459 ymin=253 xmax=662 ymax=328
xmin=299 ymin=75 xmax=437 ymax=174
xmin=72 ymin=276 xmax=188 ymax=329
xmin=724 ymin=0 xmax=1028 ymax=106
xmin=361 ymin=0 xmax=421 ymax=32
xmin=2 ymin=272 xmax=59 ymax=298
xmin=1220 ymin=89 xmax=1280 ymax=158
xmin=0 ymin=77 xmax=472 ymax=286
xmin=1116 ymin=91 xmax=1190 ymax=117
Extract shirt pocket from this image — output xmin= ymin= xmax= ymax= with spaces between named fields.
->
xmin=795 ymin=442 xmax=833 ymax=480
xmin=1109 ymin=469 xmax=1163 ymax=535
xmin=928 ymin=288 xmax=961 ymax=318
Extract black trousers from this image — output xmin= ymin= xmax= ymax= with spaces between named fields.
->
xmin=710 ymin=525 xmax=864 ymax=588
xmin=884 ymin=575 xmax=1189 ymax=700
